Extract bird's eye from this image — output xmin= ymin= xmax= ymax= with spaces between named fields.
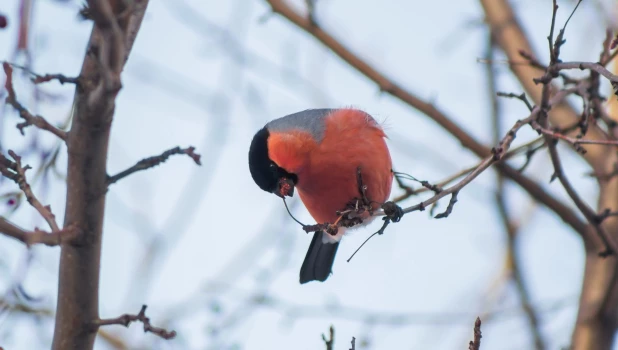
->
xmin=269 ymin=162 xmax=277 ymax=169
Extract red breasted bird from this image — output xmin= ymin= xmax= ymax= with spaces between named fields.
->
xmin=248 ymin=108 xmax=393 ymax=283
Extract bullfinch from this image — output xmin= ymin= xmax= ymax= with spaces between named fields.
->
xmin=248 ymin=108 xmax=393 ymax=283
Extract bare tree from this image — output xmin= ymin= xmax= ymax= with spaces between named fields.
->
xmin=1 ymin=1 xmax=195 ymax=349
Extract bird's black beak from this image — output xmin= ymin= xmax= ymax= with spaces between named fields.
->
xmin=275 ymin=177 xmax=295 ymax=198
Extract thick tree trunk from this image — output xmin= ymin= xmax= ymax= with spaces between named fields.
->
xmin=51 ymin=2 xmax=149 ymax=349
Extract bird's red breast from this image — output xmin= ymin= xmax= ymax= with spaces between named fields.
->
xmin=267 ymin=108 xmax=393 ymax=226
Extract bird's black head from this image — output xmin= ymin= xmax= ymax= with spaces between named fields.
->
xmin=248 ymin=126 xmax=298 ymax=197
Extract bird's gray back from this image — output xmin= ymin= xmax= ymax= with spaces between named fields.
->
xmin=266 ymin=108 xmax=333 ymax=142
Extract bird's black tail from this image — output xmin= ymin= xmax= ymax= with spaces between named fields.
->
xmin=299 ymin=231 xmax=339 ymax=284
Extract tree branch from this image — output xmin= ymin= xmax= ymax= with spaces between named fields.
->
xmin=392 ymin=166 xmax=471 ymax=203
xmin=2 ymin=60 xmax=80 ymax=85
xmin=0 ymin=217 xmax=77 ymax=246
xmin=94 ymin=305 xmax=176 ymax=340
xmin=519 ymin=2 xmax=618 ymax=348
xmin=86 ymin=0 xmax=126 ymax=96
xmin=322 ymin=325 xmax=334 ymax=350
xmin=2 ymin=62 xmax=68 ymax=141
xmin=500 ymin=86 xmax=617 ymax=256
xmin=468 ymin=317 xmax=482 ymax=350
xmin=479 ymin=0 xmax=610 ymax=173
xmin=0 ymin=216 xmax=28 ymax=243
xmin=374 ymin=88 xmax=578 ymax=221
xmin=538 ymin=0 xmax=617 ymax=256
xmin=533 ymin=126 xmax=618 ymax=148
xmin=107 ymin=146 xmax=201 ymax=186
xmin=392 ymin=138 xmax=544 ymax=203
xmin=0 ymin=151 xmax=60 ymax=232
xmin=552 ymin=61 xmax=618 ymax=83
xmin=51 ymin=1 xmax=151 ymax=349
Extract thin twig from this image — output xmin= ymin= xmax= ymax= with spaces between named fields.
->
xmin=392 ymin=168 xmax=461 ymax=203
xmin=516 ymin=50 xmax=580 ymax=85
xmin=2 ymin=61 xmax=80 ymax=85
xmin=94 ymin=305 xmax=176 ymax=340
xmin=518 ymin=141 xmax=546 ymax=173
xmin=347 ymin=214 xmax=397 ymax=262
xmin=282 ymin=197 xmax=306 ymax=227
xmin=545 ymin=129 xmax=615 ymax=256
xmin=322 ymin=325 xmax=334 ymax=350
xmin=2 ymin=62 xmax=68 ymax=140
xmin=107 ymin=146 xmax=202 ymax=185
xmin=392 ymin=138 xmax=544 ymax=203
xmin=468 ymin=317 xmax=482 ymax=350
xmin=497 ymin=92 xmax=534 ymax=111
xmin=534 ymin=125 xmax=618 ymax=148
xmin=434 ymin=191 xmax=458 ymax=219
xmin=32 ymin=73 xmax=80 ymax=85
xmin=553 ymin=62 xmax=618 ymax=83
xmin=0 ymin=151 xmax=60 ymax=232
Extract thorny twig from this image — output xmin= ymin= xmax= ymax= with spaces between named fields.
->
xmin=94 ymin=305 xmax=176 ymax=340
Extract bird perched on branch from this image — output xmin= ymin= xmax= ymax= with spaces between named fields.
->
xmin=248 ymin=108 xmax=394 ymax=284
